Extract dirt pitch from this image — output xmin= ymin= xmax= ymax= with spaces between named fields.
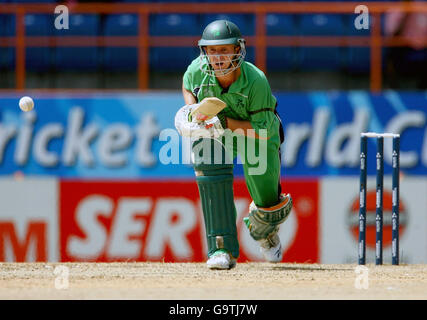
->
xmin=0 ymin=262 xmax=426 ymax=300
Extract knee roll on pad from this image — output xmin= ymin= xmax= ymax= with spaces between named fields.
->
xmin=192 ymin=138 xmax=239 ymax=259
xmin=192 ymin=138 xmax=233 ymax=172
xmin=244 ymin=193 xmax=293 ymax=241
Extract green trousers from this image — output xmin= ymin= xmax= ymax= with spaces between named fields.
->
xmin=223 ymin=129 xmax=282 ymax=208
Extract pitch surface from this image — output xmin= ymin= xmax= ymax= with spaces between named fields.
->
xmin=0 ymin=262 xmax=426 ymax=299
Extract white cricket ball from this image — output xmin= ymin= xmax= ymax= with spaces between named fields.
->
xmin=19 ymin=96 xmax=34 ymax=112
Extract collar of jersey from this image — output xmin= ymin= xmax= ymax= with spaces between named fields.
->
xmin=212 ymin=62 xmax=247 ymax=94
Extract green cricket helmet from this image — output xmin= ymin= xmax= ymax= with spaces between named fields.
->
xmin=198 ymin=20 xmax=246 ymax=76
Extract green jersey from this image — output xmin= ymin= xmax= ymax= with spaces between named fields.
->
xmin=183 ymin=57 xmax=279 ymax=137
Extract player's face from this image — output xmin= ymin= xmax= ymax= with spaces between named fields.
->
xmin=205 ymin=45 xmax=239 ymax=71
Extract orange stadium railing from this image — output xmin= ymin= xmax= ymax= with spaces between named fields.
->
xmin=0 ymin=2 xmax=426 ymax=92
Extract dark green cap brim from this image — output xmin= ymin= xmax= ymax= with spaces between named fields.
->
xmin=198 ymin=38 xmax=241 ymax=46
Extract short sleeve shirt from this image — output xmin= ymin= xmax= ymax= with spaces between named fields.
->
xmin=183 ymin=57 xmax=279 ymax=137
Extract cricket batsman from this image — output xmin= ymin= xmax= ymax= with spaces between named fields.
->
xmin=175 ymin=20 xmax=293 ymax=269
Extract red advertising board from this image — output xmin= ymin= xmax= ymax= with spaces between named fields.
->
xmin=0 ymin=178 xmax=58 ymax=262
xmin=60 ymin=179 xmax=319 ymax=263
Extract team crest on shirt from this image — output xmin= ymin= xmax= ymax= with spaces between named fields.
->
xmin=236 ymin=98 xmax=244 ymax=109
xmin=234 ymin=98 xmax=246 ymax=115
xmin=225 ymin=97 xmax=247 ymax=118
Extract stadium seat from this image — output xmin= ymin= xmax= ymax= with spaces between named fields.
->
xmin=54 ymin=14 xmax=100 ymax=71
xmin=244 ymin=47 xmax=255 ymax=65
xmin=346 ymin=10 xmax=394 ymax=73
xmin=288 ymin=0 xmax=344 ymax=1
xmin=103 ymin=14 xmax=138 ymax=71
xmin=24 ymin=14 xmax=52 ymax=71
xmin=8 ymin=0 xmax=57 ymax=2
xmin=201 ymin=0 xmax=243 ymax=1
xmin=406 ymin=48 xmax=427 ymax=64
xmin=266 ymin=13 xmax=296 ymax=36
xmin=0 ymin=14 xmax=15 ymax=36
xmin=265 ymin=14 xmax=296 ymax=70
xmin=150 ymin=14 xmax=201 ymax=71
xmin=267 ymin=46 xmax=295 ymax=70
xmin=155 ymin=0 xmax=200 ymax=2
xmin=347 ymin=47 xmax=371 ymax=73
xmin=0 ymin=14 xmax=15 ymax=70
xmin=344 ymin=13 xmax=371 ymax=73
xmin=298 ymin=14 xmax=345 ymax=70
xmin=150 ymin=46 xmax=200 ymax=72
xmin=120 ymin=0 xmax=154 ymax=2
xmin=150 ymin=14 xmax=201 ymax=36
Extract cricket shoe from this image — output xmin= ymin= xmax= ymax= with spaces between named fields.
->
xmin=258 ymin=233 xmax=283 ymax=263
xmin=206 ymin=250 xmax=236 ymax=270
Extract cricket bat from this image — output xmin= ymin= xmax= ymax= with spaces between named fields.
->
xmin=190 ymin=97 xmax=226 ymax=122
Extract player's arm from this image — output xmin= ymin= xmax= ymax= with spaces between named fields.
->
xmin=242 ymin=77 xmax=276 ymax=140
xmin=182 ymin=82 xmax=197 ymax=105
xmin=226 ymin=118 xmax=268 ymax=139
xmin=226 ymin=118 xmax=252 ymax=132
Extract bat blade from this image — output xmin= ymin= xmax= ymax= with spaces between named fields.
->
xmin=190 ymin=97 xmax=226 ymax=121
